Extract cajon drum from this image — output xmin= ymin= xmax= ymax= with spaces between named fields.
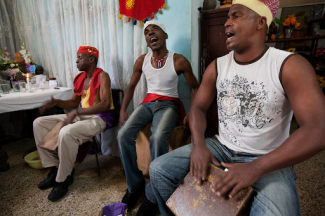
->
xmin=136 ymin=123 xmax=191 ymax=176
xmin=166 ymin=164 xmax=254 ymax=216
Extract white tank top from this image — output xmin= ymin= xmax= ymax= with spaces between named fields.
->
xmin=216 ymin=47 xmax=293 ymax=154
xmin=142 ymin=51 xmax=179 ymax=98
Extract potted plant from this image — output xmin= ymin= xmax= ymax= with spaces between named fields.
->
xmin=274 ymin=12 xmax=309 ymax=39
xmin=0 ymin=39 xmax=36 ymax=84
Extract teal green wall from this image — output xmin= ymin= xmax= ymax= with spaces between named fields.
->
xmin=153 ymin=0 xmax=193 ymax=113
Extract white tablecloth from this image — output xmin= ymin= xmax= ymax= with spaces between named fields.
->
xmin=0 ymin=87 xmax=73 ymax=114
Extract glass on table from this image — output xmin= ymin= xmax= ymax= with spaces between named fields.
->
xmin=0 ymin=84 xmax=10 ymax=94
xmin=0 ymin=80 xmax=4 ymax=93
xmin=31 ymin=83 xmax=39 ymax=91
xmin=0 ymin=80 xmax=11 ymax=90
xmin=19 ymin=81 xmax=26 ymax=92
xmin=39 ymin=81 xmax=49 ymax=91
xmin=29 ymin=78 xmax=37 ymax=91
xmin=12 ymin=81 xmax=20 ymax=92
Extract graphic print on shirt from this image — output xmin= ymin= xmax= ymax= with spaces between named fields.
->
xmin=217 ymin=75 xmax=281 ymax=146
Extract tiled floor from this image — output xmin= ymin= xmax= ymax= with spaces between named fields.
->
xmin=0 ymin=137 xmax=156 ymax=216
xmin=1 ymin=129 xmax=325 ymax=215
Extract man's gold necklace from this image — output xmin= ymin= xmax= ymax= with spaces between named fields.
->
xmin=83 ymin=78 xmax=92 ymax=97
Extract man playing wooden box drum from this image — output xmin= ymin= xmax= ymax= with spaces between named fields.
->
xmin=117 ymin=21 xmax=199 ymax=215
xmin=33 ymin=46 xmax=115 ymax=202
xmin=148 ymin=0 xmax=325 ymax=215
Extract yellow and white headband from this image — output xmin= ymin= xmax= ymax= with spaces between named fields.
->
xmin=232 ymin=0 xmax=279 ymax=27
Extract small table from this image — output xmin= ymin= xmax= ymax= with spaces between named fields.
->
xmin=0 ymin=87 xmax=73 ymax=114
xmin=0 ymin=87 xmax=73 ymax=170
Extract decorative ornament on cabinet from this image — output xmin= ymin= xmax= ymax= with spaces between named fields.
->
xmin=203 ymin=0 xmax=217 ymax=10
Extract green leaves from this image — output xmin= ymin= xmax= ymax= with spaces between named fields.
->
xmin=297 ymin=12 xmax=309 ymax=23
xmin=0 ymin=61 xmax=11 ymax=71
xmin=19 ymin=38 xmax=25 ymax=49
xmin=18 ymin=64 xmax=27 ymax=73
xmin=274 ymin=17 xmax=284 ymax=25
xmin=273 ymin=12 xmax=309 ymax=26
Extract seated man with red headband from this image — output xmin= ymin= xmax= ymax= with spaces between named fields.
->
xmin=33 ymin=46 xmax=114 ymax=202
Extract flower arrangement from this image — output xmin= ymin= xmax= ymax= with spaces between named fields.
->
xmin=2 ymin=47 xmax=11 ymax=60
xmin=274 ymin=12 xmax=309 ymax=29
xmin=0 ymin=39 xmax=34 ymax=73
xmin=315 ymin=47 xmax=325 ymax=72
xmin=19 ymin=39 xmax=32 ymax=64
xmin=315 ymin=47 xmax=325 ymax=57
xmin=317 ymin=75 xmax=325 ymax=88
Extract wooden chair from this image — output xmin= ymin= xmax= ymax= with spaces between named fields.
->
xmin=77 ymin=89 xmax=124 ymax=176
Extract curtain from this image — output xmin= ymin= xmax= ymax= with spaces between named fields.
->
xmin=0 ymin=0 xmax=148 ymax=111
xmin=0 ymin=0 xmax=21 ymax=58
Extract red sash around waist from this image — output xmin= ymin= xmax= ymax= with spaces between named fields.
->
xmin=141 ymin=93 xmax=186 ymax=124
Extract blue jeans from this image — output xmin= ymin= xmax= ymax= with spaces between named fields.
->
xmin=149 ymin=136 xmax=301 ymax=216
xmin=117 ymin=100 xmax=179 ymax=194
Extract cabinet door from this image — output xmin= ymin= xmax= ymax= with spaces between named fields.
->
xmin=201 ymin=8 xmax=230 ymax=80
xmin=201 ymin=8 xmax=230 ymax=137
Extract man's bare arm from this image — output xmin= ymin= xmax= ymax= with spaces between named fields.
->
xmin=174 ymin=54 xmax=199 ymax=99
xmin=39 ymin=94 xmax=81 ymax=114
xmin=189 ymin=60 xmax=220 ymax=183
xmin=56 ymin=95 xmax=81 ymax=109
xmin=118 ymin=54 xmax=145 ymax=127
xmin=174 ymin=54 xmax=199 ymax=126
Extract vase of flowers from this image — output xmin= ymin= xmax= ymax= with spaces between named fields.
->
xmin=274 ymin=13 xmax=308 ymax=39
xmin=0 ymin=38 xmax=35 ymax=74
xmin=284 ymin=26 xmax=294 ymax=39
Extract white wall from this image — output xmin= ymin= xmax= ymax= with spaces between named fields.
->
xmin=191 ymin=0 xmax=204 ymax=81
xmin=156 ymin=0 xmax=192 ymax=113
xmin=190 ymin=0 xmax=221 ymax=81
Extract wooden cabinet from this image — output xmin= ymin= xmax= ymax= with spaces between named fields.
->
xmin=266 ymin=35 xmax=325 ymax=75
xmin=266 ymin=18 xmax=325 ymax=74
xmin=200 ymin=8 xmax=230 ymax=82
xmin=200 ymin=8 xmax=230 ymax=137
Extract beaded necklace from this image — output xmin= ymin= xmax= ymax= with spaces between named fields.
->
xmin=152 ymin=51 xmax=169 ymax=68
xmin=83 ymin=78 xmax=92 ymax=97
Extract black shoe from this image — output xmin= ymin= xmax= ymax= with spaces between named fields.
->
xmin=0 ymin=147 xmax=10 ymax=172
xmin=48 ymin=170 xmax=74 ymax=202
xmin=122 ymin=179 xmax=145 ymax=210
xmin=0 ymin=163 xmax=10 ymax=172
xmin=137 ymin=196 xmax=158 ymax=216
xmin=38 ymin=167 xmax=58 ymax=190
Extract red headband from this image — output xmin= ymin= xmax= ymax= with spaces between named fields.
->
xmin=77 ymin=46 xmax=99 ymax=58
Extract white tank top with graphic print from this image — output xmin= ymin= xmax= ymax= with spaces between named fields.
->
xmin=216 ymin=47 xmax=293 ymax=154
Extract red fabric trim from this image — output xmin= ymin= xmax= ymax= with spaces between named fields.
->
xmin=73 ymin=68 xmax=103 ymax=106
xmin=119 ymin=0 xmax=164 ymax=21
xmin=141 ymin=93 xmax=186 ymax=124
